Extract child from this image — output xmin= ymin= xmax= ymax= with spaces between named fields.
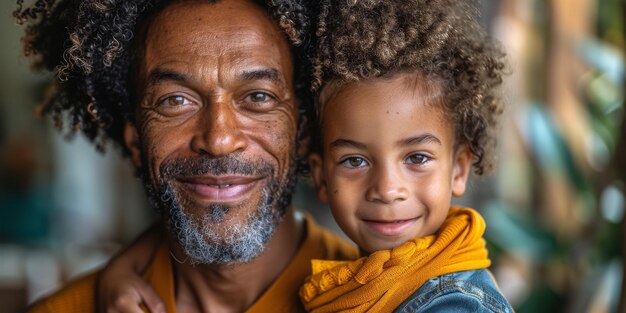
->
xmin=98 ymin=0 xmax=512 ymax=312
xmin=297 ymin=0 xmax=511 ymax=311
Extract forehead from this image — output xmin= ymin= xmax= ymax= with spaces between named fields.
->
xmin=322 ymin=74 xmax=448 ymax=122
xmin=321 ymin=75 xmax=453 ymax=142
xmin=319 ymin=73 xmax=446 ymax=118
xmin=137 ymin=0 xmax=293 ymax=84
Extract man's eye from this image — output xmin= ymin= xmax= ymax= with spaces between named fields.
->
xmin=241 ymin=91 xmax=278 ymax=112
xmin=159 ymin=95 xmax=191 ymax=106
xmin=247 ymin=92 xmax=272 ymax=103
xmin=405 ymin=154 xmax=429 ymax=165
xmin=340 ymin=157 xmax=368 ymax=169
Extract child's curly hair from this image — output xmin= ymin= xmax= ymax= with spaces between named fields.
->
xmin=14 ymin=0 xmax=313 ymax=161
xmin=309 ymin=0 xmax=507 ymax=175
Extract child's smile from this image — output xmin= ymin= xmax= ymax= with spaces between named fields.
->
xmin=362 ymin=218 xmax=420 ymax=236
xmin=310 ymin=73 xmax=473 ymax=255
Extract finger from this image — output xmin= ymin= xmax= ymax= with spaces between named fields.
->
xmin=108 ymin=292 xmax=145 ymax=313
xmin=137 ymin=284 xmax=166 ymax=313
xmin=107 ymin=302 xmax=146 ymax=313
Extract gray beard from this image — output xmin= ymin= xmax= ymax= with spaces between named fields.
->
xmin=142 ymin=154 xmax=297 ymax=265
xmin=162 ymin=181 xmax=280 ymax=264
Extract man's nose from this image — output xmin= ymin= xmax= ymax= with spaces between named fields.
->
xmin=365 ymin=165 xmax=409 ymax=204
xmin=190 ymin=101 xmax=248 ymax=156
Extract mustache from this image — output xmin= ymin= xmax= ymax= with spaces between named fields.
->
xmin=160 ymin=154 xmax=275 ymax=179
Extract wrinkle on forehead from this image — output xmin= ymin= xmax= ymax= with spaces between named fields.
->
xmin=147 ymin=25 xmax=274 ymax=56
xmin=135 ymin=0 xmax=294 ymax=94
xmin=146 ymin=0 xmax=285 ymax=46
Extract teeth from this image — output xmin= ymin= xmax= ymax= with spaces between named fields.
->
xmin=211 ymin=184 xmax=231 ymax=188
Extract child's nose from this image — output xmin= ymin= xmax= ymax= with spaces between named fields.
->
xmin=365 ymin=167 xmax=409 ymax=204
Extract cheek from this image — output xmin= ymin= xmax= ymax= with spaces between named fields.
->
xmin=420 ymin=178 xmax=446 ymax=202
xmin=139 ymin=120 xmax=187 ymax=179
xmin=267 ymin=117 xmax=297 ymax=149
xmin=326 ymin=174 xmax=363 ymax=214
xmin=328 ymin=195 xmax=355 ymax=230
xmin=418 ymin=174 xmax=453 ymax=214
xmin=247 ymin=113 xmax=298 ymax=166
xmin=138 ymin=132 xmax=166 ymax=181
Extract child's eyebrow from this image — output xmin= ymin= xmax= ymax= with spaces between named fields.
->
xmin=329 ymin=139 xmax=367 ymax=150
xmin=399 ymin=134 xmax=442 ymax=146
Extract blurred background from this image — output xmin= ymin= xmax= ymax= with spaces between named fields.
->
xmin=0 ymin=0 xmax=625 ymax=312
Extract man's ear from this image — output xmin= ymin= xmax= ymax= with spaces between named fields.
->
xmin=309 ymin=153 xmax=329 ymax=203
xmin=123 ymin=121 xmax=142 ymax=169
xmin=451 ymin=144 xmax=473 ymax=197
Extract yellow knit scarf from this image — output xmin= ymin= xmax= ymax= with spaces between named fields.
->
xmin=299 ymin=207 xmax=490 ymax=313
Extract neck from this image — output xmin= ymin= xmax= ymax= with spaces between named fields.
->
xmin=170 ymin=206 xmax=304 ymax=313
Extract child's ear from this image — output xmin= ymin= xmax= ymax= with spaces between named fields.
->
xmin=309 ymin=153 xmax=329 ymax=203
xmin=123 ymin=121 xmax=142 ymax=169
xmin=451 ymin=144 xmax=473 ymax=197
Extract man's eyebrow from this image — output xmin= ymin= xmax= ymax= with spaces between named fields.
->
xmin=400 ymin=134 xmax=442 ymax=146
xmin=239 ymin=68 xmax=285 ymax=86
xmin=147 ymin=69 xmax=189 ymax=86
xmin=329 ymin=139 xmax=367 ymax=150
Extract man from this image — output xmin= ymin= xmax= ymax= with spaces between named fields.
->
xmin=15 ymin=0 xmax=357 ymax=312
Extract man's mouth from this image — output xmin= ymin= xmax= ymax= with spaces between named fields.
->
xmin=175 ymin=175 xmax=264 ymax=203
xmin=212 ymin=184 xmax=233 ymax=188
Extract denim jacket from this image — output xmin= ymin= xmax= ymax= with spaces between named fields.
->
xmin=394 ymin=269 xmax=514 ymax=313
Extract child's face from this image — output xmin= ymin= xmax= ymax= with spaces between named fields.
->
xmin=310 ymin=74 xmax=472 ymax=254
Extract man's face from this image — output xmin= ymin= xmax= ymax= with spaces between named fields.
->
xmin=125 ymin=0 xmax=298 ymax=264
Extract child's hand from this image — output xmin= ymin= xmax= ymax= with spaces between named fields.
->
xmin=96 ymin=223 xmax=165 ymax=313
xmin=96 ymin=273 xmax=165 ymax=313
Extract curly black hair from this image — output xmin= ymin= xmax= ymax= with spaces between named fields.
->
xmin=309 ymin=0 xmax=506 ymax=175
xmin=14 ymin=0 xmax=314 ymax=165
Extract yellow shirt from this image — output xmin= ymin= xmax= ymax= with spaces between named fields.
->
xmin=27 ymin=215 xmax=357 ymax=313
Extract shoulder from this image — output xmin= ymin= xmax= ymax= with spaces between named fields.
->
xmin=26 ymin=271 xmax=99 ymax=313
xmin=243 ymin=214 xmax=356 ymax=313
xmin=394 ymin=269 xmax=514 ymax=313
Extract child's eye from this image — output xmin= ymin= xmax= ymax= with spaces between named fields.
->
xmin=340 ymin=157 xmax=369 ymax=169
xmin=405 ymin=154 xmax=430 ymax=165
